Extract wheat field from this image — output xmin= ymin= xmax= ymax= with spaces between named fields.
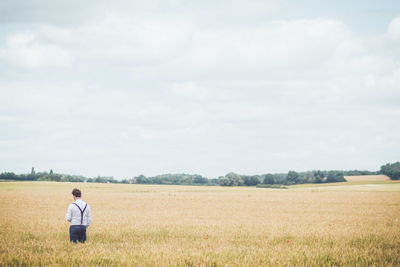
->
xmin=344 ymin=175 xmax=390 ymax=182
xmin=1 ymin=181 xmax=400 ymax=266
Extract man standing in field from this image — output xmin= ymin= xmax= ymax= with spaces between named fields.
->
xmin=66 ymin=188 xmax=92 ymax=243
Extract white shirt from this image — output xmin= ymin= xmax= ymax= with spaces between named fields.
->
xmin=66 ymin=198 xmax=92 ymax=227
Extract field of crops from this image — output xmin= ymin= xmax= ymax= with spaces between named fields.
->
xmin=1 ymin=181 xmax=400 ymax=266
xmin=344 ymin=175 xmax=390 ymax=182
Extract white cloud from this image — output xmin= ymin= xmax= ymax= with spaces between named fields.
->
xmin=175 ymin=19 xmax=352 ymax=79
xmin=0 ymin=3 xmax=399 ymax=178
xmin=0 ymin=31 xmax=72 ymax=68
xmin=387 ymin=16 xmax=400 ymax=40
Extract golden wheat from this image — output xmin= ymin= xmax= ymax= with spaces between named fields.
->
xmin=344 ymin=175 xmax=390 ymax=182
xmin=1 ymin=181 xmax=399 ymax=266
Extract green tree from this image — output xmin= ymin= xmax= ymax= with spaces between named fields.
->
xmin=225 ymin=172 xmax=244 ymax=186
xmin=326 ymin=171 xmax=345 ymax=183
xmin=287 ymin=171 xmax=299 ymax=184
xmin=243 ymin=175 xmax=260 ymax=186
xmin=193 ymin=175 xmax=208 ymax=184
xmin=303 ymin=171 xmax=315 ymax=183
xmin=135 ymin=175 xmax=147 ymax=184
xmin=0 ymin=172 xmax=18 ymax=180
xmin=313 ymin=170 xmax=325 ymax=183
xmin=380 ymin=162 xmax=400 ymax=180
xmin=263 ymin=174 xmax=275 ymax=184
xmin=218 ymin=176 xmax=231 ymax=186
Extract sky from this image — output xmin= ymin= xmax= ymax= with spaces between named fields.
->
xmin=0 ymin=0 xmax=399 ymax=179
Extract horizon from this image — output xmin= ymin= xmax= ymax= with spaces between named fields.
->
xmin=2 ymin=165 xmax=384 ymax=180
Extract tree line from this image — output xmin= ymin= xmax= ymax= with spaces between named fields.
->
xmin=0 ymin=167 xmax=119 ymax=183
xmin=218 ymin=170 xmax=362 ymax=186
xmin=122 ymin=174 xmax=217 ymax=185
xmin=1 ymin=162 xmax=399 ymax=186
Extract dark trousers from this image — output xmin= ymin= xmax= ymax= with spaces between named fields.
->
xmin=69 ymin=225 xmax=87 ymax=243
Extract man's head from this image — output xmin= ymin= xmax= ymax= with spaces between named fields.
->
xmin=72 ymin=188 xmax=82 ymax=199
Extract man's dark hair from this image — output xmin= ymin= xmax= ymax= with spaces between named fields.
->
xmin=72 ymin=188 xmax=81 ymax=197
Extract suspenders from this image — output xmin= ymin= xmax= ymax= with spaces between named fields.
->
xmin=73 ymin=203 xmax=87 ymax=225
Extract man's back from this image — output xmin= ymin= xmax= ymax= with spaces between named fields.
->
xmin=66 ymin=199 xmax=92 ymax=226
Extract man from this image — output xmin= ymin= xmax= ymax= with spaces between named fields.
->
xmin=66 ymin=188 xmax=92 ymax=243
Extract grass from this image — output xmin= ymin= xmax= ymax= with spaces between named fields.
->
xmin=1 ymin=181 xmax=400 ymax=266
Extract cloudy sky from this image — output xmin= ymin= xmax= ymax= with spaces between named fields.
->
xmin=1 ymin=0 xmax=399 ymax=179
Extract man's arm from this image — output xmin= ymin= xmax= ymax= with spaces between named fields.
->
xmin=86 ymin=205 xmax=92 ymax=227
xmin=66 ymin=204 xmax=73 ymax=222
